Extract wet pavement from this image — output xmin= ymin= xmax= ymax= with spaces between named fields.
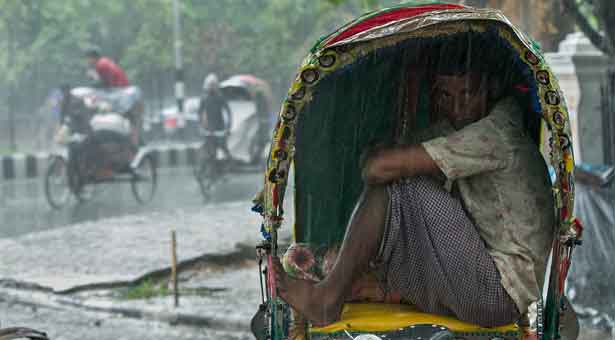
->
xmin=0 ymin=264 xmax=263 ymax=337
xmin=0 ymin=198 xmax=283 ymax=291
xmin=0 ymin=166 xmax=292 ymax=339
xmin=3 ymin=168 xmax=610 ymax=339
xmin=0 ymin=297 xmax=253 ymax=340
xmin=0 ymin=166 xmax=295 ymax=291
xmin=0 ymin=167 xmax=263 ymax=239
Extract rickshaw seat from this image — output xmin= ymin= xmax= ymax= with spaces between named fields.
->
xmin=310 ymin=303 xmax=519 ymax=335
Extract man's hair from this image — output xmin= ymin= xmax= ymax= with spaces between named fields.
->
xmin=426 ymin=35 xmax=513 ymax=103
xmin=85 ymin=48 xmax=101 ymax=59
xmin=430 ymin=37 xmax=490 ymax=77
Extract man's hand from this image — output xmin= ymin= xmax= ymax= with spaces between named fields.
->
xmin=361 ymin=145 xmax=407 ymax=184
xmin=86 ymin=68 xmax=100 ymax=81
xmin=361 ymin=144 xmax=441 ymax=185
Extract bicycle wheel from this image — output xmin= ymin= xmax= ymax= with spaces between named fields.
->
xmin=131 ymin=154 xmax=157 ymax=203
xmin=44 ymin=156 xmax=71 ymax=209
xmin=192 ymin=143 xmax=205 ymax=178
xmin=194 ymin=142 xmax=220 ymax=201
xmin=195 ymin=159 xmax=217 ymax=202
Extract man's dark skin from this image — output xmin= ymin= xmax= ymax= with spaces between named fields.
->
xmin=270 ymin=73 xmax=490 ymax=326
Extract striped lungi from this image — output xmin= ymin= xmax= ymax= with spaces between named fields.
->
xmin=377 ymin=176 xmax=519 ymax=327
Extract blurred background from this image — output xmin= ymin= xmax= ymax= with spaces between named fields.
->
xmin=0 ymin=1 xmax=614 ymax=339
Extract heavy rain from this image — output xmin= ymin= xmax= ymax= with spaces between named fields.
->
xmin=0 ymin=1 xmax=614 ymax=340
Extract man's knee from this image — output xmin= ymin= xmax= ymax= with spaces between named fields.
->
xmin=362 ymin=184 xmax=389 ymax=215
xmin=399 ymin=176 xmax=449 ymax=201
xmin=364 ymin=184 xmax=387 ymax=201
xmin=404 ymin=175 xmax=442 ymax=191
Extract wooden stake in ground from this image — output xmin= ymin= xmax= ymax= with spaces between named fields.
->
xmin=171 ymin=229 xmax=179 ymax=307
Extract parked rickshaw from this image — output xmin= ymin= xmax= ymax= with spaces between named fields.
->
xmin=251 ymin=2 xmax=582 ymax=340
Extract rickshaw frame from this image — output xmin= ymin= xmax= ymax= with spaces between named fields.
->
xmin=44 ymin=135 xmax=158 ymax=209
xmin=253 ymin=3 xmax=582 ymax=339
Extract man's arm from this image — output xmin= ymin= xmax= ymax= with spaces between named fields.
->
xmin=362 ymin=144 xmax=442 ymax=185
xmin=363 ymin=98 xmax=519 ymax=185
xmin=95 ymin=63 xmax=113 ymax=88
xmin=197 ymin=98 xmax=206 ymax=127
xmin=223 ymin=101 xmax=233 ymax=131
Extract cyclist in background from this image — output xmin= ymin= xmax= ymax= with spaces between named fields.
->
xmin=198 ymin=73 xmax=233 ymax=160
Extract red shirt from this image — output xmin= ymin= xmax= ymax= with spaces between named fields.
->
xmin=95 ymin=57 xmax=130 ymax=87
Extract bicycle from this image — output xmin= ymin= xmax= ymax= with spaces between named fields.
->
xmin=192 ymin=129 xmax=230 ymax=201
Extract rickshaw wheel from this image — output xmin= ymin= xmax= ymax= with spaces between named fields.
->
xmin=131 ymin=154 xmax=157 ymax=204
xmin=44 ymin=156 xmax=71 ymax=209
xmin=74 ymin=183 xmax=95 ymax=203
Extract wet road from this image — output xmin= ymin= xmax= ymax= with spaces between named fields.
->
xmin=0 ymin=166 xmax=269 ymax=339
xmin=0 ymin=167 xmax=262 ymax=239
xmin=0 ymin=298 xmax=252 ymax=340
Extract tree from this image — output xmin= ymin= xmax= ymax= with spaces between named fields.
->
xmin=460 ymin=0 xmax=574 ymax=52
xmin=562 ymin=0 xmax=615 ymax=57
xmin=0 ymin=0 xmax=367 ymax=119
xmin=561 ymin=0 xmax=615 ymax=165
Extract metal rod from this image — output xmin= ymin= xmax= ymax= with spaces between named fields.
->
xmin=172 ymin=0 xmax=184 ymax=115
xmin=7 ymin=20 xmax=16 ymax=152
xmin=258 ymin=259 xmax=265 ymax=304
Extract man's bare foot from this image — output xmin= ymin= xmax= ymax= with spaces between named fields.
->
xmin=270 ymin=257 xmax=343 ymax=327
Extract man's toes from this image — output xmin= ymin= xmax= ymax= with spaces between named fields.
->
xmin=271 ymin=256 xmax=284 ymax=270
xmin=270 ymin=258 xmax=285 ymax=275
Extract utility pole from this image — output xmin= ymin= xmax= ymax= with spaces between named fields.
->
xmin=173 ymin=0 xmax=185 ymax=127
xmin=7 ymin=17 xmax=16 ymax=152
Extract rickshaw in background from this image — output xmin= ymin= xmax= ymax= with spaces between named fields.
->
xmin=0 ymin=327 xmax=48 ymax=340
xmin=44 ymin=86 xmax=157 ymax=209
xmin=192 ymin=74 xmax=273 ymax=201
xmin=251 ymin=2 xmax=582 ymax=339
xmin=220 ymin=74 xmax=276 ymax=165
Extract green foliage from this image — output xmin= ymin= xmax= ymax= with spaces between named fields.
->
xmin=118 ymin=278 xmax=223 ymax=300
xmin=120 ymin=279 xmax=170 ymax=300
xmin=326 ymin=0 xmax=382 ymax=11
xmin=564 ymin=0 xmax=615 ymax=56
xmin=0 ymin=0 xmax=409 ymax=116
xmin=575 ymin=0 xmax=600 ymax=30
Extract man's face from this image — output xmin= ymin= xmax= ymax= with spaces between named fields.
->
xmin=432 ymin=72 xmax=488 ymax=130
xmin=86 ymin=57 xmax=97 ymax=67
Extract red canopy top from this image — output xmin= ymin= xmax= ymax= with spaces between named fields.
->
xmin=325 ymin=3 xmax=465 ymax=47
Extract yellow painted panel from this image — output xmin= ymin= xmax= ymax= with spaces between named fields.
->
xmin=311 ymin=303 xmax=518 ymax=334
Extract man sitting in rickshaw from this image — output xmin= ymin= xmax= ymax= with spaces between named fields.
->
xmin=271 ymin=48 xmax=555 ymax=328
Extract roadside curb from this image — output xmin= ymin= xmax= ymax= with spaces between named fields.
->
xmin=2 ymin=286 xmax=250 ymax=332
xmin=0 ymin=143 xmax=201 ymax=181
xmin=59 ymin=298 xmax=250 ymax=331
xmin=54 ymin=242 xmax=255 ymax=295
xmin=0 ymin=244 xmax=258 ymax=331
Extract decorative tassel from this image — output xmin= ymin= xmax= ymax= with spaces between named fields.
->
xmin=260 ymin=224 xmax=272 ymax=241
